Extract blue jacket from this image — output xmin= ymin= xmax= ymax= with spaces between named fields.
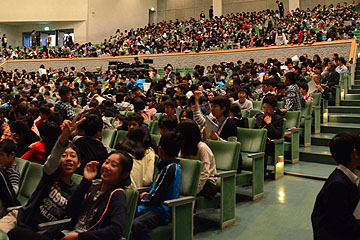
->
xmin=138 ymin=159 xmax=181 ymax=224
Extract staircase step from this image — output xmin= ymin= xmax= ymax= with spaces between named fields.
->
xmin=345 ymin=94 xmax=360 ymax=100
xmin=354 ymin=80 xmax=360 ymax=84
xmin=328 ymin=106 xmax=360 ymax=114
xmin=285 ymin=162 xmax=336 ymax=178
xmin=348 ymin=89 xmax=360 ymax=94
xmin=311 ymin=133 xmax=335 ymax=146
xmin=299 ymin=146 xmax=336 ymax=165
xmin=321 ymin=123 xmax=360 ymax=134
xmin=328 ymin=113 xmax=360 ymax=123
xmin=352 ymin=85 xmax=360 ymax=89
xmin=340 ymin=100 xmax=360 ymax=106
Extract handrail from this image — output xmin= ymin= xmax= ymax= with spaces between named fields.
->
xmin=0 ymin=39 xmax=355 ymax=64
xmin=348 ymin=38 xmax=357 ymax=64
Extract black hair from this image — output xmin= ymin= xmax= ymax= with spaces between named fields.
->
xmin=0 ymin=139 xmax=18 ymax=157
xmin=77 ymin=114 xmax=103 ymax=137
xmin=14 ymin=104 xmax=27 ymax=116
xmin=263 ymin=94 xmax=278 ymax=108
xmin=163 ymin=99 xmax=177 ymax=109
xmin=127 ymin=113 xmax=144 ymax=126
xmin=178 ymin=120 xmax=202 ymax=157
xmin=230 ymin=103 xmax=242 ymax=119
xmin=277 ymin=82 xmax=286 ymax=90
xmin=158 ymin=115 xmax=178 ymax=132
xmin=159 ymin=133 xmax=182 ymax=158
xmin=330 ymin=132 xmax=360 ymax=166
xmin=285 ymin=72 xmax=297 ymax=85
xmin=132 ymin=97 xmax=145 ymax=112
xmin=298 ymin=82 xmax=309 ymax=92
xmin=210 ymin=96 xmax=231 ymax=117
xmin=58 ymin=85 xmax=72 ymax=97
xmin=179 ymin=109 xmax=193 ymax=121
xmin=38 ymin=122 xmax=62 ymax=158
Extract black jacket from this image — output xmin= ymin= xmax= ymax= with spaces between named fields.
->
xmin=311 ymin=169 xmax=360 ymax=240
xmin=322 ymin=71 xmax=339 ymax=88
xmin=255 ymin=113 xmax=284 ymax=140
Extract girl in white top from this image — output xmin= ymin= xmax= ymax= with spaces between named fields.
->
xmin=117 ymin=126 xmax=155 ymax=189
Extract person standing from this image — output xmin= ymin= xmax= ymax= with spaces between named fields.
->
xmin=276 ymin=0 xmax=284 ymax=18
xmin=1 ymin=34 xmax=7 ymax=49
xmin=200 ymin=11 xmax=205 ymax=21
xmin=209 ymin=6 xmax=214 ymax=20
xmin=31 ymin=30 xmax=37 ymax=47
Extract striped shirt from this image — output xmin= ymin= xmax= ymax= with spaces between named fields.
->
xmin=6 ymin=165 xmax=20 ymax=195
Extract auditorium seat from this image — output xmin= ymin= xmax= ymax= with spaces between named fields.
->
xmin=311 ymin=93 xmax=322 ymax=134
xmin=283 ymin=111 xmax=301 ymax=164
xmin=102 ymin=129 xmax=116 ymax=147
xmin=17 ymin=162 xmax=43 ymax=205
xmin=301 ymin=101 xmax=313 ymax=147
xmin=15 ymin=158 xmax=29 ymax=186
xmin=112 ymin=130 xmax=128 ymax=148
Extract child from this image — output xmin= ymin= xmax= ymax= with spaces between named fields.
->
xmin=311 ymin=132 xmax=360 ymax=239
xmin=132 ymin=133 xmax=182 ymax=240
xmin=0 ymin=140 xmax=20 ymax=217
xmin=158 ymin=115 xmax=178 ymax=135
xmin=8 ymin=151 xmax=133 ymax=240
xmin=0 ymin=116 xmax=84 ymax=233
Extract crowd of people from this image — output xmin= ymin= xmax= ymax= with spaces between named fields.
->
xmin=0 ymin=2 xmax=359 ymax=60
xmin=0 ymin=49 xmax=350 ymax=240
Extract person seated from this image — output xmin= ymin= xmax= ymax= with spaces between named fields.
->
xmin=259 ymin=80 xmax=276 ymax=99
xmin=163 ymin=100 xmax=176 ymax=116
xmin=116 ymin=126 xmax=155 ymax=189
xmin=0 ymin=140 xmax=20 ymax=217
xmin=21 ymin=113 xmax=62 ymax=164
xmin=127 ymin=113 xmax=144 ymax=131
xmin=179 ymin=120 xmax=217 ymax=199
xmin=275 ymin=82 xmax=286 ymax=101
xmin=312 ymin=132 xmax=360 ymax=240
xmin=158 ymin=115 xmax=178 ymax=135
xmin=9 ymin=120 xmax=40 ymax=157
xmin=194 ymin=91 xmax=237 ymax=142
xmin=8 ymin=151 xmax=133 ymax=240
xmin=229 ymin=104 xmax=249 ymax=128
xmin=312 ymin=74 xmax=330 ymax=100
xmin=299 ymin=82 xmax=313 ymax=102
xmin=255 ymin=95 xmax=284 ymax=174
xmin=0 ymin=117 xmax=83 ymax=234
xmin=35 ymin=105 xmax=51 ymax=128
xmin=132 ymin=133 xmax=182 ymax=240
xmin=54 ymin=85 xmax=75 ymax=121
xmin=73 ymin=114 xmax=110 ymax=178
xmin=179 ymin=109 xmax=193 ymax=123
xmin=233 ymin=88 xmax=253 ymax=110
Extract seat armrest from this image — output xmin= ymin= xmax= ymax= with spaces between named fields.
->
xmin=301 ymin=115 xmax=312 ymax=120
xmin=6 ymin=206 xmax=22 ymax=212
xmin=271 ymin=139 xmax=284 ymax=144
xmin=164 ymin=196 xmax=195 ymax=207
xmin=136 ymin=187 xmax=151 ymax=193
xmin=215 ymin=170 xmax=236 ymax=178
xmin=312 ymin=106 xmax=321 ymax=109
xmin=38 ymin=218 xmax=71 ymax=231
xmin=248 ymin=152 xmax=265 ymax=158
xmin=288 ymin=128 xmax=301 ymax=133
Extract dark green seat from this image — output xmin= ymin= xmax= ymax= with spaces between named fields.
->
xmin=311 ymin=93 xmax=321 ymax=134
xmin=151 ymin=121 xmax=160 ymax=135
xmin=102 ymin=129 xmax=116 ymax=147
xmin=249 ymin=109 xmax=262 ymax=118
xmin=125 ymin=111 xmax=134 ymax=117
xmin=252 ymin=101 xmax=263 ymax=110
xmin=150 ymin=159 xmax=201 ymax=240
xmin=112 ymin=130 xmax=128 ymax=148
xmin=151 ymin=134 xmax=161 ymax=146
xmin=300 ymin=101 xmax=313 ymax=147
xmin=0 ymin=231 xmax=7 ymax=240
xmin=277 ymin=101 xmax=284 ymax=109
xmin=105 ymin=117 xmax=115 ymax=124
xmin=71 ymin=173 xmax=83 ymax=185
xmin=237 ymin=128 xmax=266 ymax=200
xmin=74 ymin=108 xmax=83 ymax=115
xmin=202 ymin=140 xmax=240 ymax=229
xmin=283 ymin=111 xmax=301 ymax=164
xmin=241 ymin=109 xmax=249 ymax=118
xmin=247 ymin=117 xmax=256 ymax=129
xmin=123 ymin=188 xmax=139 ymax=240
xmin=153 ymin=113 xmax=164 ymax=121
xmin=144 ymin=120 xmax=154 ymax=131
xmin=15 ymin=158 xmax=29 ymax=186
xmin=119 ymin=111 xmax=127 ymax=116
xmin=267 ymin=119 xmax=286 ymax=180
xmin=17 ymin=162 xmax=43 ymax=205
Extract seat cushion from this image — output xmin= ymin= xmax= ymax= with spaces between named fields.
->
xmin=150 ymin=224 xmax=172 ymax=240
xmin=236 ymin=170 xmax=252 ymax=186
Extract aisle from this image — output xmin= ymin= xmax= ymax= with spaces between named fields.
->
xmin=194 ymin=175 xmax=324 ymax=240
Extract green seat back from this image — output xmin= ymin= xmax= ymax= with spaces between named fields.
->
xmin=151 ymin=134 xmax=161 ymax=146
xmin=74 ymin=108 xmax=83 ymax=115
xmin=277 ymin=101 xmax=284 ymax=109
xmin=123 ymin=188 xmax=139 ymax=240
xmin=301 ymin=101 xmax=312 ymax=117
xmin=153 ymin=113 xmax=163 ymax=121
xmin=237 ymin=128 xmax=267 ymax=171
xmin=237 ymin=128 xmax=267 ymax=153
xmin=105 ymin=117 xmax=114 ymax=124
xmin=179 ymin=159 xmax=202 ymax=197
xmin=151 ymin=121 xmax=160 ymax=135
xmin=247 ymin=118 xmax=256 ymax=129
xmin=311 ymin=93 xmax=321 ymax=107
xmin=102 ymin=129 xmax=116 ymax=147
xmin=241 ymin=109 xmax=249 ymax=118
xmin=126 ymin=111 xmax=134 ymax=117
xmin=249 ymin=109 xmax=262 ymax=118
xmin=144 ymin=120 xmax=154 ymax=131
xmin=15 ymin=158 xmax=29 ymax=186
xmin=18 ymin=162 xmax=43 ymax=205
xmin=112 ymin=130 xmax=128 ymax=148
xmin=207 ymin=140 xmax=241 ymax=171
xmin=252 ymin=101 xmax=263 ymax=110
xmin=283 ymin=111 xmax=301 ymax=129
xmin=119 ymin=111 xmax=127 ymax=116
xmin=71 ymin=173 xmax=83 ymax=185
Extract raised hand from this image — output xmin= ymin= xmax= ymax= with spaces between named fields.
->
xmin=194 ymin=90 xmax=202 ymax=105
xmin=264 ymin=115 xmax=272 ymax=124
xmin=59 ymin=113 xmax=86 ymax=146
xmin=84 ymin=161 xmax=99 ymax=181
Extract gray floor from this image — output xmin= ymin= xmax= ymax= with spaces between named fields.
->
xmin=194 ymin=175 xmax=325 ymax=240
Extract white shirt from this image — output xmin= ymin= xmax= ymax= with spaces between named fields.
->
xmin=337 ymin=164 xmax=360 ymax=187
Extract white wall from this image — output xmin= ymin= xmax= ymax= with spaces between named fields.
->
xmin=222 ymin=0 xmax=289 ymax=14
xmin=157 ymin=0 xmax=213 ymax=21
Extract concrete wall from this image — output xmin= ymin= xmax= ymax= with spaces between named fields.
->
xmin=222 ymin=0 xmax=289 ymax=14
xmin=157 ymin=0 xmax=213 ymax=21
xmin=299 ymin=0 xmax=348 ymax=10
xmin=1 ymin=41 xmax=352 ymax=72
